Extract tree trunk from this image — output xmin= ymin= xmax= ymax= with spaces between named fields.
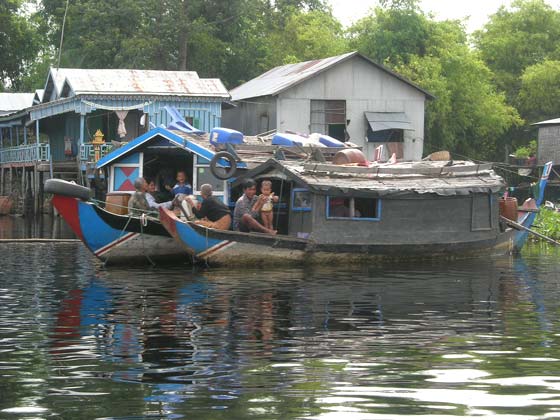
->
xmin=178 ymin=0 xmax=189 ymax=70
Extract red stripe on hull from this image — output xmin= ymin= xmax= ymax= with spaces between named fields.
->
xmin=52 ymin=195 xmax=84 ymax=241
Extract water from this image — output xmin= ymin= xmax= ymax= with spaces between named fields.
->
xmin=1 ymin=240 xmax=560 ymax=419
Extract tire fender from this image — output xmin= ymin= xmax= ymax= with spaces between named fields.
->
xmin=209 ymin=151 xmax=237 ymax=180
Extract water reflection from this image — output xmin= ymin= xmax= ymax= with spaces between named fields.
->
xmin=0 ymin=214 xmax=76 ymax=239
xmin=1 ymin=244 xmax=560 ymax=419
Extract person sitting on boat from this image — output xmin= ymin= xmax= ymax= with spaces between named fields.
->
xmin=145 ymin=178 xmax=173 ymax=210
xmin=171 ymin=170 xmax=193 ymax=196
xmin=127 ymin=177 xmax=151 ymax=216
xmin=233 ymin=178 xmax=277 ymax=235
xmin=255 ymin=179 xmax=279 ymax=231
xmin=185 ymin=184 xmax=232 ymax=230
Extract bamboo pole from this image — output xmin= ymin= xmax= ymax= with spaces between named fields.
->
xmin=500 ymin=215 xmax=560 ymax=246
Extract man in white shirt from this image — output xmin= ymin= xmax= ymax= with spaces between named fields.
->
xmin=146 ymin=179 xmax=173 ymax=210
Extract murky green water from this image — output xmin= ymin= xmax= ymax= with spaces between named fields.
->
xmin=1 ymin=239 xmax=560 ymax=418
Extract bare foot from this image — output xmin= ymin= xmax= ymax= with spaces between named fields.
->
xmin=268 ymin=229 xmax=277 ymax=235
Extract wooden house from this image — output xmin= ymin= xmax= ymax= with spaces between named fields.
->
xmin=222 ymin=51 xmax=433 ymax=162
xmin=0 ymin=68 xmax=229 ymax=213
xmin=533 ymin=117 xmax=560 ymax=165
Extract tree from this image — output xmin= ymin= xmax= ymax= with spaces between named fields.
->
xmin=518 ymin=60 xmax=560 ymax=122
xmin=349 ymin=2 xmax=520 ymax=159
xmin=263 ymin=9 xmax=348 ymax=67
xmin=0 ymin=0 xmax=40 ymax=90
xmin=473 ymin=0 xmax=560 ymax=102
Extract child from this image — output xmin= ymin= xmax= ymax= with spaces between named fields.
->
xmin=255 ymin=180 xmax=278 ymax=231
xmin=171 ymin=170 xmax=193 ymax=196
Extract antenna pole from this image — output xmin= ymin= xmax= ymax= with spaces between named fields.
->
xmin=57 ymin=0 xmax=70 ymax=70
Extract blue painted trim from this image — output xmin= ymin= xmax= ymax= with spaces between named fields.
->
xmin=96 ymin=126 xmax=247 ymax=170
xmin=325 ymin=196 xmax=381 ymax=221
xmin=291 ymin=188 xmax=312 ymax=212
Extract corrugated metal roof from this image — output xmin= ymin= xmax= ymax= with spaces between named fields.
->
xmin=230 ymin=51 xmax=434 ymax=101
xmin=0 ymin=93 xmax=35 ymax=114
xmin=532 ymin=117 xmax=560 ymax=126
xmin=236 ymin=159 xmax=504 ymax=197
xmin=53 ymin=68 xmax=229 ymax=98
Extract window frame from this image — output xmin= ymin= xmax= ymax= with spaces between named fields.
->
xmin=326 ymin=196 xmax=381 ymax=221
xmin=291 ymin=188 xmax=312 ymax=212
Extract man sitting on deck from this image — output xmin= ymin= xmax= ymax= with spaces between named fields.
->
xmin=145 ymin=178 xmax=173 ymax=210
xmin=185 ymin=184 xmax=231 ymax=230
xmin=128 ymin=177 xmax=151 ymax=216
xmin=233 ymin=179 xmax=277 ymax=235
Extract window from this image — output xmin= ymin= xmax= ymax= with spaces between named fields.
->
xmin=292 ymin=189 xmax=311 ymax=211
xmin=310 ymin=100 xmax=347 ymax=141
xmin=327 ymin=196 xmax=380 ymax=221
xmin=367 ymin=128 xmax=404 ymax=142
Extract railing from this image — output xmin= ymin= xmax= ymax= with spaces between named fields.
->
xmin=0 ymin=144 xmax=50 ymax=164
xmin=80 ymin=143 xmax=112 ymax=162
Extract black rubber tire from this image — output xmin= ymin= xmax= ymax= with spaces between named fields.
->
xmin=210 ymin=151 xmax=238 ymax=180
xmin=44 ymin=178 xmax=91 ymax=201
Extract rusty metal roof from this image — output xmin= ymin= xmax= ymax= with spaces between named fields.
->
xmin=0 ymin=93 xmax=35 ymax=115
xmin=230 ymin=51 xmax=434 ymax=101
xmin=235 ymin=159 xmax=504 ymax=197
xmin=48 ymin=68 xmax=229 ymax=99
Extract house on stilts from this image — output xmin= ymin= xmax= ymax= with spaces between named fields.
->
xmin=0 ymin=68 xmax=229 ymax=214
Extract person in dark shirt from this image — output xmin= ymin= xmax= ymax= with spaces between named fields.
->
xmin=186 ymin=184 xmax=231 ymax=230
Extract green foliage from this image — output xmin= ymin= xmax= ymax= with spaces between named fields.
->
xmin=0 ymin=0 xmax=41 ymax=90
xmin=264 ymin=9 xmax=348 ymax=66
xmin=533 ymin=208 xmax=560 ymax=240
xmin=513 ymin=140 xmax=537 ymax=158
xmin=518 ymin=60 xmax=560 ymax=121
xmin=474 ymin=0 xmax=560 ymax=102
xmin=350 ymin=3 xmax=520 ymax=159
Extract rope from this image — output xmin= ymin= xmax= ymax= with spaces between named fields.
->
xmin=103 ymin=213 xmax=134 ymax=266
xmin=275 ymin=165 xmax=286 ymax=229
xmin=139 ymin=212 xmax=156 ymax=266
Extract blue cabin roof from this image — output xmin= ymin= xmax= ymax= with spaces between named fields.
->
xmin=96 ymin=127 xmax=219 ymax=169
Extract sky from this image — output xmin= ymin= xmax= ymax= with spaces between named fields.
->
xmin=329 ymin=0 xmax=560 ymax=33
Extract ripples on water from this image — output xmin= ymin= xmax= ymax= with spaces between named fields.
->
xmin=1 ymin=242 xmax=560 ymax=419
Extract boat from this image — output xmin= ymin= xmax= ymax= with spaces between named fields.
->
xmin=510 ymin=161 xmax=553 ymax=251
xmin=46 ymin=110 xmax=346 ymax=265
xmin=159 ymin=157 xmax=532 ymax=267
xmin=45 ymin=179 xmax=188 ymax=265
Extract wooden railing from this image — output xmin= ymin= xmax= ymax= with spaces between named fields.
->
xmin=79 ymin=143 xmax=112 ymax=162
xmin=0 ymin=144 xmax=50 ymax=164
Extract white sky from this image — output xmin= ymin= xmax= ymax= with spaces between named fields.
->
xmin=329 ymin=0 xmax=560 ymax=33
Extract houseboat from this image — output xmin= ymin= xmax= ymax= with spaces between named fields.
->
xmin=45 ymin=117 xmax=348 ymax=264
xmin=159 ymin=158 xmax=554 ymax=267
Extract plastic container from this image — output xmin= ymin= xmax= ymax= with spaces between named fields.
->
xmin=209 ymin=127 xmax=244 ymax=146
xmin=316 ymin=134 xmax=345 ymax=148
xmin=272 ymin=133 xmax=307 ymax=146
xmin=499 ymin=197 xmax=518 ymax=221
xmin=332 ymin=149 xmax=368 ymax=165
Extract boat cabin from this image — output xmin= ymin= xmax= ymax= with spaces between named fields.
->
xmin=231 ymin=159 xmax=507 ymax=249
xmin=94 ymin=120 xmax=348 ymax=214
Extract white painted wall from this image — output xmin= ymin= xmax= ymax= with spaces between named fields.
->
xmin=277 ymin=56 xmax=427 ymax=160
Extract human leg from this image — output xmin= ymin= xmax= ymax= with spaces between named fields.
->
xmin=240 ymin=213 xmax=276 ymax=235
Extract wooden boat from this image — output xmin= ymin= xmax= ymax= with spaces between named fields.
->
xmin=0 ymin=195 xmax=13 ymax=215
xmin=47 ymin=115 xmax=346 ymax=265
xmin=46 ymin=179 xmax=188 ymax=265
xmin=512 ymin=161 xmax=553 ymax=251
xmin=159 ymin=158 xmax=532 ymax=267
